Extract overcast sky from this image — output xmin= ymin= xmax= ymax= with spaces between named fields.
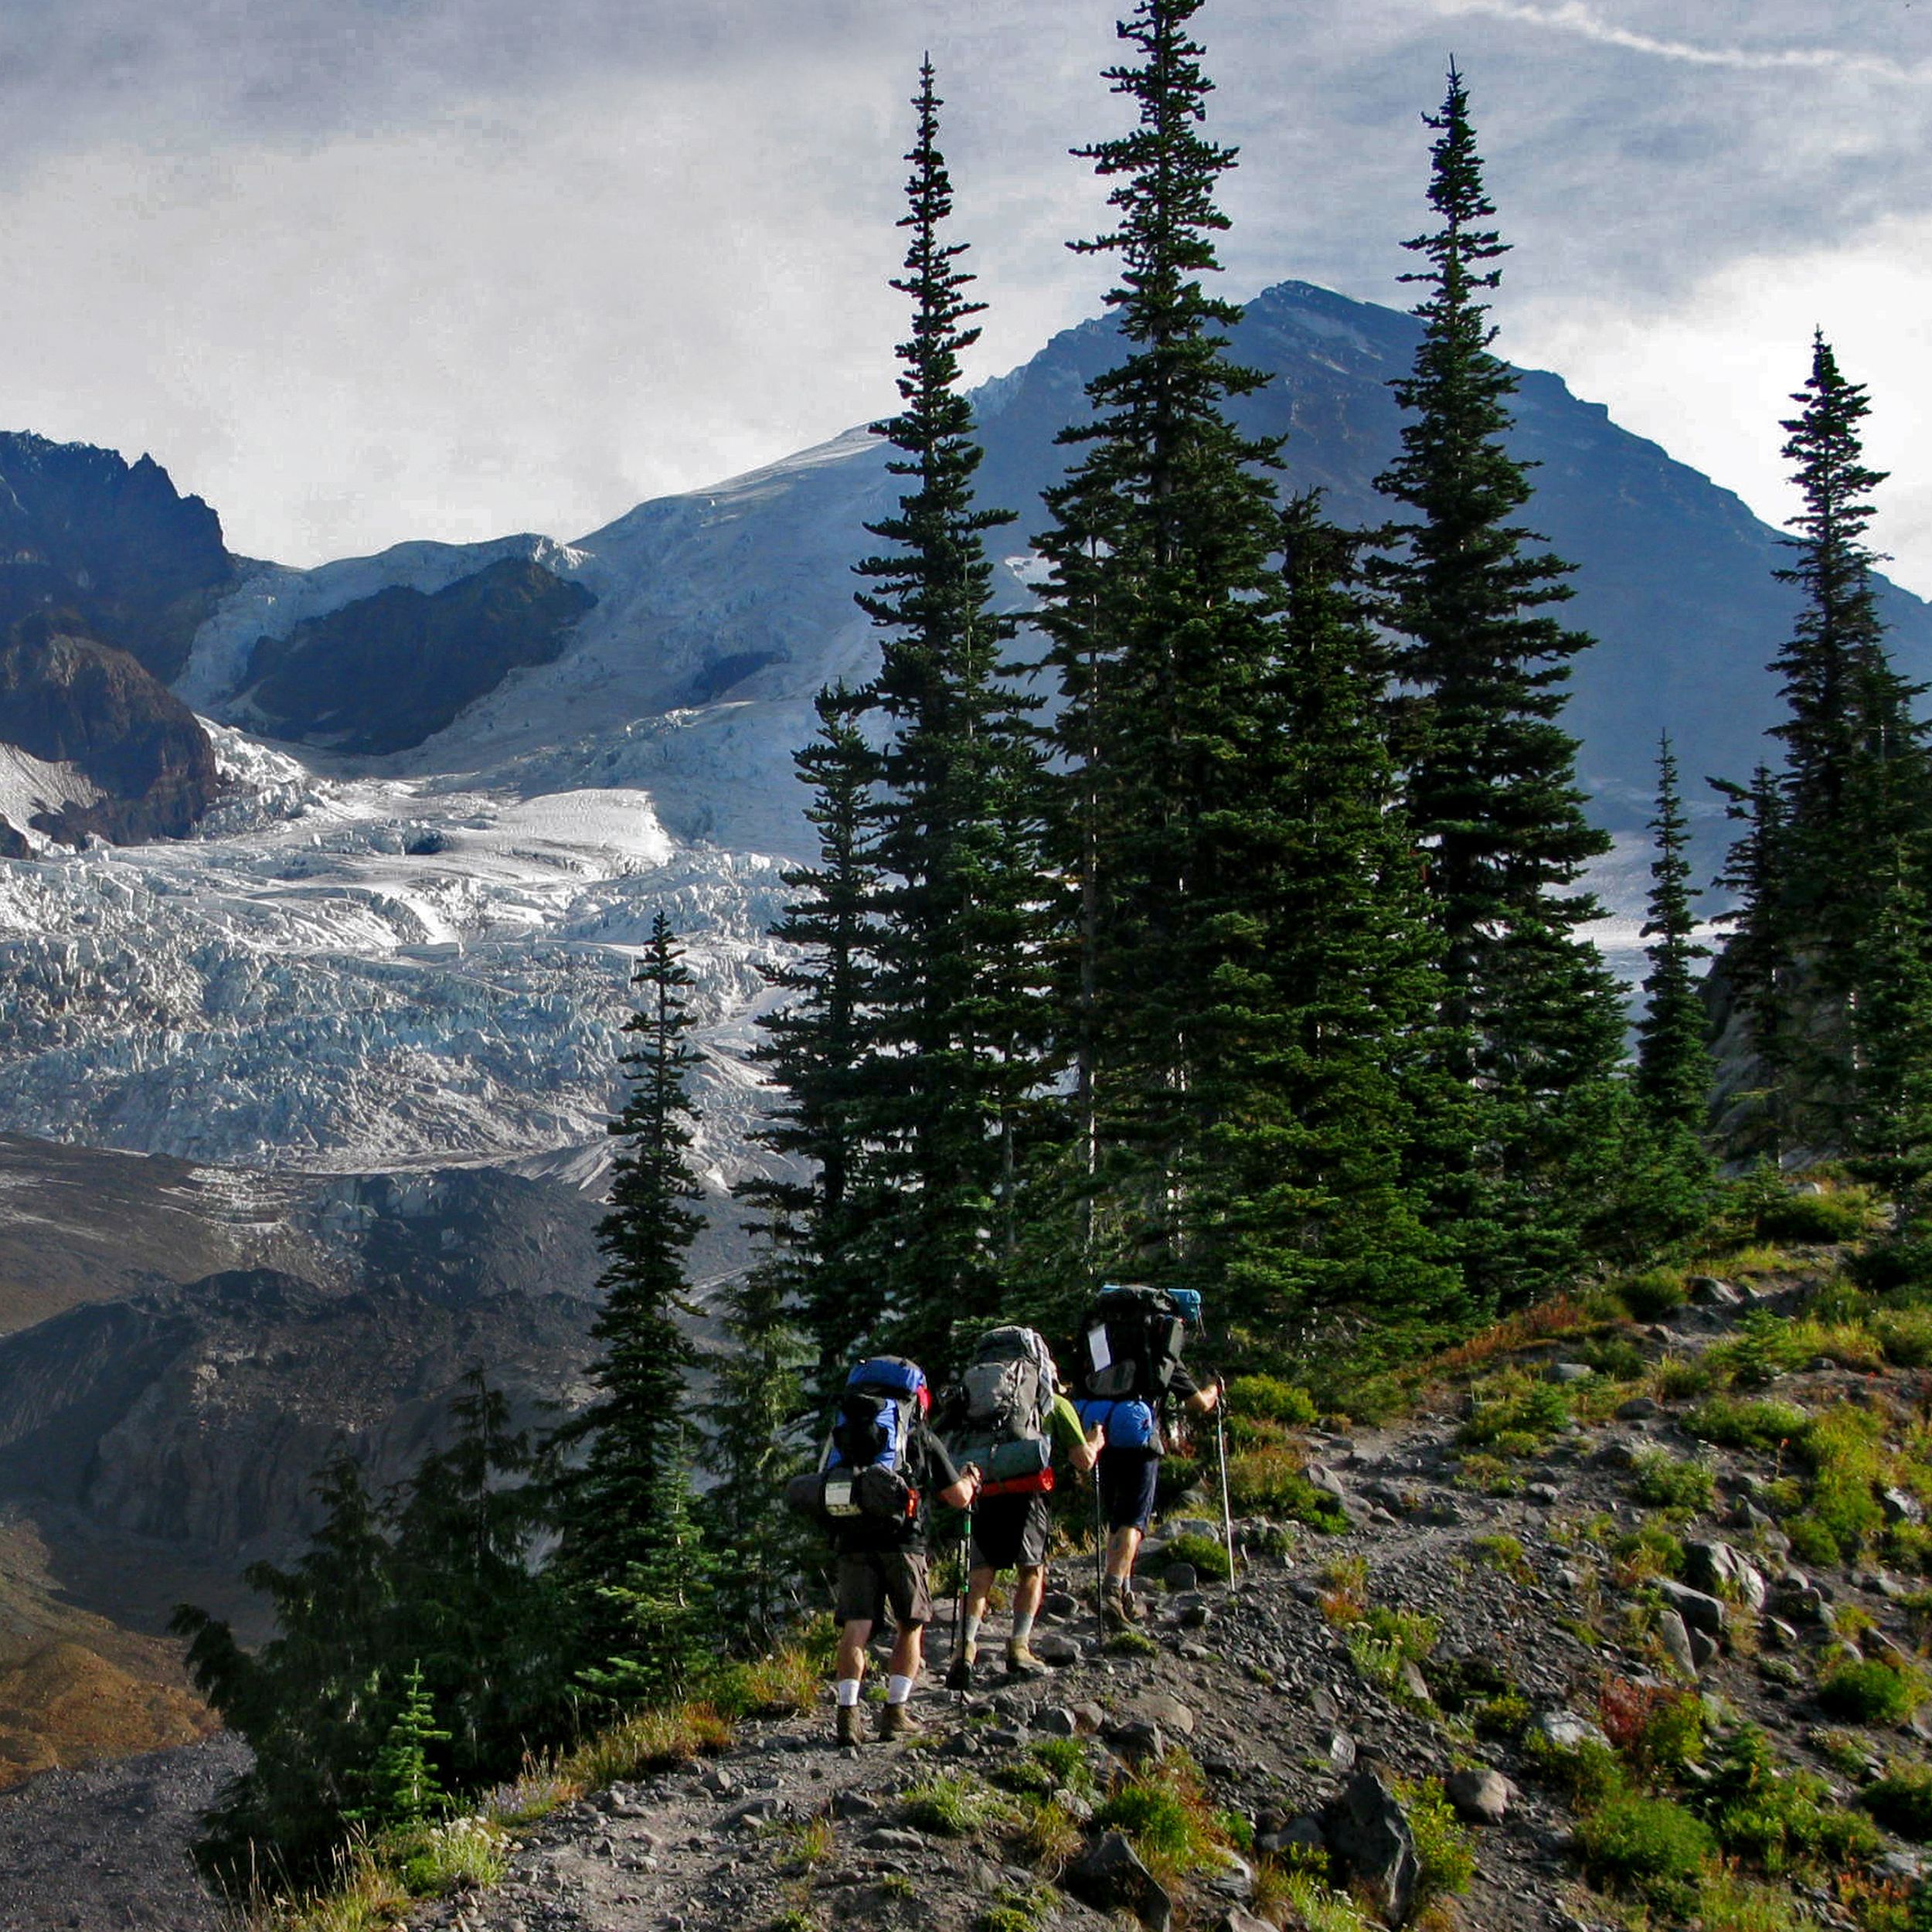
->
xmin=3 ymin=0 xmax=1929 ymax=590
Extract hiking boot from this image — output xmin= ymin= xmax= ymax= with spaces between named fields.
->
xmin=836 ymin=1702 xmax=865 ymax=1748
xmin=945 ymin=1641 xmax=977 ymax=1692
xmin=1101 ymin=1584 xmax=1129 ymax=1631
xmin=1005 ymin=1641 xmax=1049 ymax=1679
xmin=879 ymin=1699 xmax=918 ymax=1742
xmin=1119 ymin=1583 xmax=1142 ymax=1624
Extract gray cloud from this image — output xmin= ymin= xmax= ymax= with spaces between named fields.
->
xmin=0 ymin=0 xmax=1923 ymax=575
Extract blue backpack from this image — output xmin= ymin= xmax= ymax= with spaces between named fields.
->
xmin=1077 ymin=1395 xmax=1160 ymax=1453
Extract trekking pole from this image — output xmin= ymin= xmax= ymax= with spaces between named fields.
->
xmin=1214 ymin=1379 xmax=1237 ymax=1588
xmin=955 ymin=1506 xmax=971 ymax=1704
xmin=1092 ymin=1463 xmax=1104 ymax=1607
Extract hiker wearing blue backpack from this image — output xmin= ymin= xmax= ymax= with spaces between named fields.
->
xmin=938 ymin=1327 xmax=1101 ymax=1687
xmin=788 ymin=1354 xmax=978 ymax=1746
xmin=1072 ymin=1284 xmax=1223 ymax=1630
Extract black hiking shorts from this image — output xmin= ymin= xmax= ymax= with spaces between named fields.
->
xmin=970 ymin=1493 xmax=1052 ymax=1573
xmin=834 ymin=1548 xmax=934 ymax=1629
xmin=1098 ymin=1447 xmax=1161 ymax=1532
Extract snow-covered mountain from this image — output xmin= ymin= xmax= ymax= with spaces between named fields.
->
xmin=0 ymin=276 xmax=1926 ymax=1183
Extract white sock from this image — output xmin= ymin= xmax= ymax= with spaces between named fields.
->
xmin=886 ymin=1673 xmax=914 ymax=1706
xmin=1011 ymin=1611 xmax=1036 ymax=1646
xmin=835 ymin=1678 xmax=862 ymax=1709
xmin=962 ymin=1613 xmax=983 ymax=1648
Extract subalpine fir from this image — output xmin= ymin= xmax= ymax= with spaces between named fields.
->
xmin=1198 ymin=494 xmax=1470 ymax=1353
xmin=555 ymin=910 xmax=709 ymax=1696
xmin=1032 ymin=0 xmax=1290 ymax=1289
xmin=850 ymin=61 xmax=1053 ymax=1362
xmin=1372 ymin=65 xmax=1623 ymax=1305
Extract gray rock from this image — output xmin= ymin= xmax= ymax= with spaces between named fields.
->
xmin=1068 ymin=1829 xmax=1174 ymax=1931
xmin=1166 ymin=1562 xmax=1199 ymax=1592
xmin=1110 ymin=1719 xmax=1167 ymax=1760
xmin=1257 ymin=1814 xmax=1328 ymax=1857
xmin=1688 ymin=1275 xmax=1743 ymax=1307
xmin=1657 ymin=1607 xmax=1699 ymax=1679
xmin=722 ymin=1796 xmax=785 ymax=1828
xmin=1323 ymin=1770 xmax=1420 ymax=1928
xmin=1884 ymin=1488 xmax=1925 ymax=1526
xmin=864 ymin=1827 xmax=930 ymax=1852
xmin=1444 ymin=1767 xmax=1514 ymax=1825
xmin=1536 ymin=1709 xmax=1611 ymax=1751
xmin=1327 ymin=1729 xmax=1359 ymax=1772
xmin=1617 ymin=1396 xmax=1662 ymax=1420
xmin=1139 ymin=1692 xmax=1198 ymax=1736
xmin=1033 ymin=1706 xmax=1079 ymax=1736
xmin=699 ymin=1765 xmax=739 ymax=1797
xmin=1302 ymin=1464 xmax=1349 ymax=1502
xmin=1549 ymin=1362 xmax=1595 ymax=1383
xmin=1216 ymin=1913 xmax=1277 ymax=1932
xmin=1527 ymin=1483 xmax=1562 ymax=1506
xmin=832 ymin=1791 xmax=879 ymax=1819
xmin=1032 ymin=1630 xmax=1082 ymax=1665
xmin=1166 ymin=1516 xmax=1219 ymax=1540
xmin=1685 ymin=1539 xmax=1768 ymax=1611
xmin=1655 ymin=1577 xmax=1728 ymax=1637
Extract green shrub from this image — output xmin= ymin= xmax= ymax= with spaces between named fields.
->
xmin=1527 ymin=1733 xmax=1628 ymax=1808
xmin=1819 ymin=1658 xmax=1928 ymax=1728
xmin=1862 ymin=1760 xmax=1932 ymax=1840
xmin=1162 ymin=1531 xmax=1233 ymax=1582
xmin=1617 ymin=1268 xmax=1689 ymax=1320
xmin=1655 ymin=1355 xmax=1716 ymax=1402
xmin=1224 ymin=1448 xmax=1349 ymax=1529
xmin=1459 ymin=1370 xmax=1572 ymax=1448
xmin=1393 ymin=1778 xmax=1475 ymax=1901
xmin=1575 ymin=1794 xmax=1715 ymax=1913
xmin=1756 ymin=1188 xmax=1876 ymax=1244
xmin=1609 ymin=1522 xmax=1686 ymax=1583
xmin=1786 ymin=1515 xmax=1845 ymax=1567
xmin=1630 ymin=1448 xmax=1716 ymax=1514
xmin=387 ymin=1817 xmax=509 ymax=1897
xmin=1693 ymin=1724 xmax=1880 ymax=1872
xmin=1226 ymin=1376 xmax=1318 ymax=1427
xmin=1711 ymin=1309 xmax=1807 ymax=1389
xmin=1580 ymin=1335 xmax=1650 ymax=1382
xmin=1684 ymin=1396 xmax=1811 ymax=1453
xmin=1876 ymin=1309 xmax=1932 ymax=1369
xmin=903 ymin=1774 xmax=1009 ymax=1837
xmin=1598 ymin=1677 xmax=1705 ymax=1782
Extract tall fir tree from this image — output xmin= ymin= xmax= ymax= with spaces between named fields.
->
xmin=1372 ymin=64 xmax=1624 ymax=1304
xmin=852 ymin=60 xmax=1053 ymax=1361
xmin=1199 ymin=495 xmax=1469 ymax=1352
xmin=1033 ymin=0 xmax=1291 ymax=1288
xmin=1743 ymin=336 xmax=1929 ymax=1144
xmin=1848 ymin=858 xmax=1932 ymax=1206
xmin=1635 ymin=734 xmax=1714 ymax=1138
xmin=557 ymin=910 xmax=708 ymax=1696
xmin=746 ymin=683 xmax=886 ymax=1386
xmin=1710 ymin=764 xmax=1795 ymax=1161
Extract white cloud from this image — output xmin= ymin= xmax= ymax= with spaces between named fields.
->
xmin=1509 ymin=212 xmax=1932 ymax=597
xmin=1430 ymin=0 xmax=1932 ymax=79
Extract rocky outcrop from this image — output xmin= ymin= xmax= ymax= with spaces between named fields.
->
xmin=0 ymin=1266 xmax=594 ymax=1632
xmin=0 ymin=618 xmax=219 ymax=844
xmin=237 ymin=556 xmax=595 ymax=753
xmin=0 ymin=434 xmax=233 ymax=685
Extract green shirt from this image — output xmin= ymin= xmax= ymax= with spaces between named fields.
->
xmin=1048 ymin=1393 xmax=1094 ymax=1460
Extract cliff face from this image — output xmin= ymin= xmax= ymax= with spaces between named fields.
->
xmin=237 ymin=556 xmax=595 ymax=753
xmin=0 ymin=619 xmax=220 ymax=845
xmin=0 ymin=434 xmax=233 ymax=687
xmin=0 ymin=1267 xmax=594 ymax=1632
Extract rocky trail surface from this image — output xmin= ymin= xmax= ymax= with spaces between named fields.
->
xmin=11 ymin=1271 xmax=1932 ymax=1930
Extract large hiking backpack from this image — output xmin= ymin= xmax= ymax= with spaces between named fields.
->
xmin=1075 ymin=1284 xmax=1190 ymax=1403
xmin=784 ymin=1355 xmax=930 ymax=1525
xmin=947 ymin=1326 xmax=1057 ymax=1498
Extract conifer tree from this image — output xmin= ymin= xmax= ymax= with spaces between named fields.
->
xmin=1710 ymin=764 xmax=1795 ymax=1161
xmin=697 ymin=1230 xmax=814 ymax=1645
xmin=1199 ymin=495 xmax=1468 ymax=1348
xmin=359 ymin=1663 xmax=450 ymax=1830
xmin=558 ymin=910 xmax=708 ymax=1694
xmin=389 ymin=1369 xmax=570 ymax=1781
xmin=852 ymin=60 xmax=1052 ymax=1359
xmin=1849 ymin=859 xmax=1932 ymax=1205
xmin=747 ymin=683 xmax=886 ymax=1384
xmin=1635 ymin=735 xmax=1714 ymax=1137
xmin=1749 ymin=337 xmax=1929 ymax=1140
xmin=1033 ymin=0 xmax=1290 ymax=1285
xmin=1372 ymin=65 xmax=1624 ymax=1301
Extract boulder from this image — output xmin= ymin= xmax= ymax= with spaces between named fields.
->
xmin=1688 ymin=1275 xmax=1744 ymax=1307
xmin=1322 ymin=1770 xmax=1420 ymax=1927
xmin=1657 ymin=1607 xmax=1699 ymax=1679
xmin=1068 ymin=1829 xmax=1174 ymax=1930
xmin=1444 ymin=1767 xmax=1515 ymax=1825
xmin=1655 ymin=1577 xmax=1727 ymax=1637
xmin=1536 ymin=1710 xmax=1611 ymax=1751
xmin=1166 ymin=1562 xmax=1199 ymax=1592
xmin=1684 ymin=1540 xmax=1767 ymax=1611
